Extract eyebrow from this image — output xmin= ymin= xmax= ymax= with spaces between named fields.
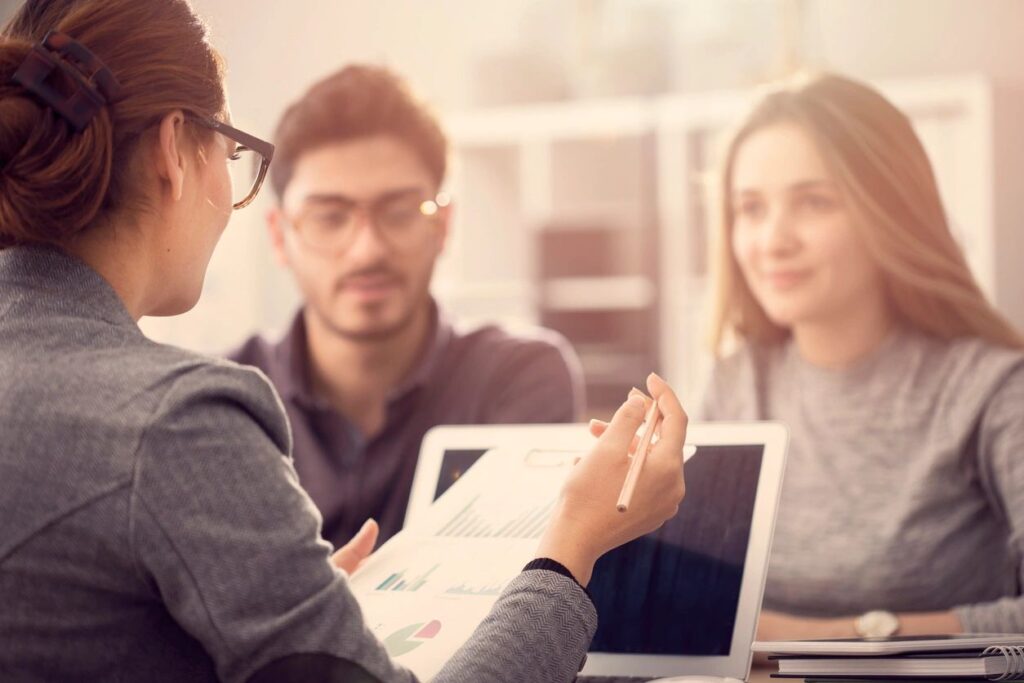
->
xmin=732 ymin=179 xmax=837 ymax=198
xmin=301 ymin=186 xmax=429 ymax=206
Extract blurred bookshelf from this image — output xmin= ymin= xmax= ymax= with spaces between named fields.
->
xmin=434 ymin=75 xmax=996 ymax=418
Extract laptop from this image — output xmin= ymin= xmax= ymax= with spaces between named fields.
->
xmin=404 ymin=422 xmax=788 ymax=682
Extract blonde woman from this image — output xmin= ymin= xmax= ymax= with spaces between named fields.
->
xmin=699 ymin=72 xmax=1024 ymax=640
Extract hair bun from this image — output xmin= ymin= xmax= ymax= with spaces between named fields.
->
xmin=0 ymin=86 xmax=114 ymax=247
xmin=0 ymin=0 xmax=227 ymax=249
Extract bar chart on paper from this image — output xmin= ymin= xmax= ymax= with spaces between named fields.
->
xmin=349 ymin=448 xmax=578 ymax=681
xmin=375 ymin=564 xmax=440 ymax=593
xmin=445 ymin=581 xmax=504 ymax=597
xmin=434 ymin=495 xmax=556 ymax=540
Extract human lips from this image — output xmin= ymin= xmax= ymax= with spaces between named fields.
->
xmin=338 ymin=271 xmax=402 ymax=299
xmin=760 ymin=268 xmax=812 ymax=290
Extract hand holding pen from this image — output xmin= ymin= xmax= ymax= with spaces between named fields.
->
xmin=535 ymin=373 xmax=687 ymax=586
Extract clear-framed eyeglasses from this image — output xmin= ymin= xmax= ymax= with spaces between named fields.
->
xmin=287 ymin=191 xmax=450 ymax=253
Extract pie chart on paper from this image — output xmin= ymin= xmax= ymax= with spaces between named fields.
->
xmin=383 ymin=620 xmax=443 ymax=657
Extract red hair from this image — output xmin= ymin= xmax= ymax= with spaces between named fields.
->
xmin=0 ymin=0 xmax=226 ymax=247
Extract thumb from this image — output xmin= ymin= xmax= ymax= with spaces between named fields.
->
xmin=332 ymin=518 xmax=380 ymax=573
xmin=597 ymin=394 xmax=647 ymax=455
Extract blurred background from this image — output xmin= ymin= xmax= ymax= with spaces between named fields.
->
xmin=4 ymin=0 xmax=1023 ymax=416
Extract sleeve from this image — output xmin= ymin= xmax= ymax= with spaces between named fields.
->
xmin=129 ymin=363 xmax=415 ymax=683
xmin=481 ymin=332 xmax=584 ymax=423
xmin=952 ymin=362 xmax=1024 ymax=632
xmin=435 ymin=571 xmax=598 ymax=683
xmin=129 ymin=362 xmax=598 ymax=683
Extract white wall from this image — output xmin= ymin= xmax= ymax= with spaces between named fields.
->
xmin=4 ymin=0 xmax=1023 ymax=344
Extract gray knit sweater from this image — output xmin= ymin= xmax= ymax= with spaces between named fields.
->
xmin=699 ymin=329 xmax=1024 ymax=632
xmin=0 ymin=246 xmax=596 ymax=682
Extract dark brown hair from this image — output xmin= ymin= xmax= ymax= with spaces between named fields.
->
xmin=269 ymin=64 xmax=447 ymax=199
xmin=0 ymin=0 xmax=226 ymax=247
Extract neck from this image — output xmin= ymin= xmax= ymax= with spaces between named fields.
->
xmin=62 ymin=221 xmax=154 ymax=321
xmin=792 ymin=294 xmax=895 ymax=369
xmin=304 ymin=302 xmax=433 ymax=437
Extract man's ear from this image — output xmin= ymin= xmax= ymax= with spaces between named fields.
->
xmin=267 ymin=206 xmax=291 ymax=267
xmin=154 ymin=110 xmax=188 ymax=203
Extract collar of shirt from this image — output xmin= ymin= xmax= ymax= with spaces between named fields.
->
xmin=272 ymin=299 xmax=454 ymax=416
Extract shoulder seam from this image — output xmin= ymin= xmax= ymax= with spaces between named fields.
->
xmin=0 ymin=480 xmax=132 ymax=565
xmin=132 ymin=489 xmax=238 ymax=659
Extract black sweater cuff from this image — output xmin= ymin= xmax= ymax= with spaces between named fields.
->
xmin=522 ymin=557 xmax=594 ymax=603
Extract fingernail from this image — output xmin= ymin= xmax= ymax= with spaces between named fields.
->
xmin=648 ymin=372 xmax=664 ymax=383
xmin=627 ymin=395 xmax=645 ymax=409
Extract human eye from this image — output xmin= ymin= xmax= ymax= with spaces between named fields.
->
xmin=227 ymin=144 xmax=249 ymax=162
xmin=377 ymin=198 xmax=423 ymax=229
xmin=307 ymin=206 xmax=352 ymax=232
xmin=733 ymin=197 xmax=765 ymax=222
xmin=797 ymin=192 xmax=838 ymax=213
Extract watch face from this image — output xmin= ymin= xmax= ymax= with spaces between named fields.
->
xmin=856 ymin=610 xmax=899 ymax=638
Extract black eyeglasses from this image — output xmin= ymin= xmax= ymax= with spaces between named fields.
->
xmin=189 ymin=115 xmax=274 ymax=210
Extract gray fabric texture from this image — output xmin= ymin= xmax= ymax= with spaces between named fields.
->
xmin=698 ymin=328 xmax=1024 ymax=632
xmin=228 ymin=305 xmax=583 ymax=548
xmin=0 ymin=246 xmax=597 ymax=682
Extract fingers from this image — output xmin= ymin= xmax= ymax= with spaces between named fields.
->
xmin=331 ymin=518 xmax=379 ymax=572
xmin=598 ymin=394 xmax=647 ymax=454
xmin=352 ymin=518 xmax=379 ymax=555
xmin=628 ymin=387 xmax=653 ymax=410
xmin=646 ymin=372 xmax=687 ymax=449
xmin=588 ymin=419 xmax=641 ymax=453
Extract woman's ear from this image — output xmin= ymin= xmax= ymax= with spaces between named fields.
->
xmin=154 ymin=110 xmax=188 ymax=202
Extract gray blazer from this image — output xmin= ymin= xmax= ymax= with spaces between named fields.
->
xmin=0 ymin=246 xmax=596 ymax=682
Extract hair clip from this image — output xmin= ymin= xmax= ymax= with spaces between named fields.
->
xmin=10 ymin=30 xmax=123 ymax=132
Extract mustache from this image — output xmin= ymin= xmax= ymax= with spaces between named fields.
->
xmin=335 ymin=265 xmax=403 ymax=287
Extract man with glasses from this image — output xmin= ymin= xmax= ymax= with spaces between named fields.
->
xmin=229 ymin=65 xmax=583 ymax=549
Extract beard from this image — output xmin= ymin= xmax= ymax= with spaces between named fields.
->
xmin=309 ymin=285 xmax=431 ymax=344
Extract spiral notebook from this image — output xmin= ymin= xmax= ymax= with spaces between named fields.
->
xmin=755 ymin=637 xmax=1024 ymax=681
xmin=772 ymin=647 xmax=1024 ymax=680
xmin=754 ymin=635 xmax=1024 ymax=657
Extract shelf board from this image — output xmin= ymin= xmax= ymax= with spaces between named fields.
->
xmin=541 ymin=276 xmax=656 ymax=311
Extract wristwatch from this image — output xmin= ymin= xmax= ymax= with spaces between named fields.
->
xmin=854 ymin=610 xmax=900 ymax=638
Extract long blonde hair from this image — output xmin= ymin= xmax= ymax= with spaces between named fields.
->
xmin=708 ymin=72 xmax=1023 ymax=356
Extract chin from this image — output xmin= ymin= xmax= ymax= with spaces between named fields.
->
xmin=756 ymin=294 xmax=814 ymax=328
xmin=320 ymin=303 xmax=417 ymax=341
xmin=149 ymin=290 xmax=202 ymax=317
xmin=762 ymin=300 xmax=832 ymax=329
xmin=337 ymin=316 xmax=409 ymax=341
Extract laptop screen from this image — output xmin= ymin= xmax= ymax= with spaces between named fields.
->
xmin=428 ymin=444 xmax=764 ymax=657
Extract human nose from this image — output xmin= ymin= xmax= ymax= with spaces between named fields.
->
xmin=758 ymin=206 xmax=799 ymax=255
xmin=343 ymin=207 xmax=390 ymax=259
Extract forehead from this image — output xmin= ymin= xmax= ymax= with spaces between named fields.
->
xmin=731 ymin=122 xmax=833 ymax=192
xmin=283 ymin=135 xmax=435 ymax=207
